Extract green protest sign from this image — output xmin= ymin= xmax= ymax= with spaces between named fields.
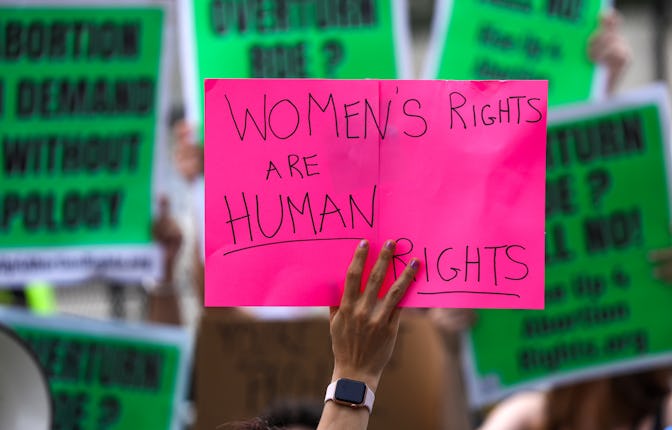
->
xmin=464 ymin=85 xmax=672 ymax=406
xmin=424 ymin=0 xmax=608 ymax=106
xmin=0 ymin=307 xmax=192 ymax=430
xmin=0 ymin=0 xmax=171 ymax=285
xmin=178 ymin=0 xmax=411 ymax=124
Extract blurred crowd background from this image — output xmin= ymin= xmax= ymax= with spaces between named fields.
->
xmin=3 ymin=0 xmax=672 ymax=429
xmin=44 ymin=0 xmax=672 ymax=329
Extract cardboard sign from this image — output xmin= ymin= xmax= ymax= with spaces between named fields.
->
xmin=464 ymin=85 xmax=672 ymax=406
xmin=0 ymin=0 xmax=171 ymax=285
xmin=0 ymin=307 xmax=193 ymax=430
xmin=424 ymin=0 xmax=608 ymax=106
xmin=195 ymin=313 xmax=448 ymax=430
xmin=205 ymin=78 xmax=548 ymax=309
xmin=178 ymin=0 xmax=412 ymax=125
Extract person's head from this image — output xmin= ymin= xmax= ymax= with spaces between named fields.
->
xmin=259 ymin=399 xmax=322 ymax=430
xmin=220 ymin=399 xmax=322 ymax=430
xmin=542 ymin=368 xmax=672 ymax=430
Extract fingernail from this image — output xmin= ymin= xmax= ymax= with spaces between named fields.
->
xmin=410 ymin=259 xmax=420 ymax=270
xmin=385 ymin=240 xmax=395 ymax=250
xmin=359 ymin=239 xmax=368 ymax=248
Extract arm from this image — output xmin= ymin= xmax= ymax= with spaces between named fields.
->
xmin=426 ymin=309 xmax=543 ymax=430
xmin=427 ymin=308 xmax=477 ymax=430
xmin=317 ymin=239 xmax=419 ymax=430
xmin=589 ymin=11 xmax=632 ymax=94
xmin=440 ymin=346 xmax=473 ymax=430
xmin=147 ymin=197 xmax=183 ymax=325
xmin=172 ymin=120 xmax=203 ymax=184
xmin=478 ymin=391 xmax=545 ymax=430
xmin=427 ymin=308 xmax=476 ymax=357
xmin=650 ymin=247 xmax=672 ymax=283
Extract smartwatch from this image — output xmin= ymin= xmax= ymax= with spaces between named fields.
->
xmin=324 ymin=378 xmax=375 ymax=414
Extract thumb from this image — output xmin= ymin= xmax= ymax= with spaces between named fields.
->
xmin=158 ymin=195 xmax=170 ymax=219
xmin=601 ymin=10 xmax=620 ymax=31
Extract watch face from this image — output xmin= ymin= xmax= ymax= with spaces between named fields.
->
xmin=334 ymin=378 xmax=366 ymax=404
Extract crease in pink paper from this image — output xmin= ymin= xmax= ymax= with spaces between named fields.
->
xmin=205 ymin=79 xmax=547 ymax=309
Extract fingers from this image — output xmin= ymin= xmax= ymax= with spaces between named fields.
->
xmin=589 ymin=32 xmax=622 ymax=63
xmin=340 ymin=240 xmax=419 ymax=313
xmin=428 ymin=308 xmax=477 ymax=333
xmin=589 ymin=10 xmax=629 ymax=69
xmin=152 ymin=197 xmax=183 ymax=252
xmin=650 ymin=248 xmax=672 ymax=284
xmin=649 ymin=248 xmax=672 ymax=263
xmin=589 ymin=33 xmax=609 ymax=61
xmin=381 ymin=258 xmax=420 ymax=316
xmin=601 ymin=10 xmax=621 ymax=31
xmin=449 ymin=309 xmax=477 ymax=332
xmin=173 ymin=120 xmax=192 ymax=143
xmin=341 ymin=240 xmax=369 ymax=307
xmin=463 ymin=309 xmax=477 ymax=326
xmin=363 ymin=240 xmax=396 ymax=302
xmin=654 ymin=264 xmax=672 ymax=284
xmin=158 ymin=195 xmax=170 ymax=219
xmin=152 ymin=196 xmax=170 ymax=239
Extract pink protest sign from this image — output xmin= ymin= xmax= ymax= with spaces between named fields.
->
xmin=205 ymin=79 xmax=547 ymax=309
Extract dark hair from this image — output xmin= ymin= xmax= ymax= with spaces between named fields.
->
xmin=218 ymin=417 xmax=279 ymax=430
xmin=260 ymin=399 xmax=322 ymax=428
xmin=219 ymin=399 xmax=322 ymax=430
xmin=542 ymin=368 xmax=671 ymax=430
